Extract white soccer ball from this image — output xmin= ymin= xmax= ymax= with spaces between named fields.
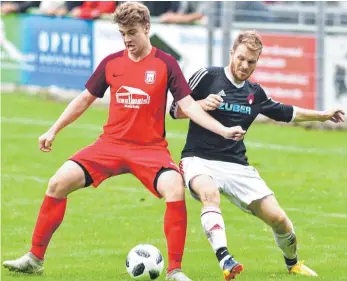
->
xmin=125 ymin=244 xmax=164 ymax=280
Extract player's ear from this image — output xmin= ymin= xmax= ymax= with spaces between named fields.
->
xmin=144 ymin=23 xmax=150 ymax=34
xmin=229 ymin=49 xmax=234 ymax=60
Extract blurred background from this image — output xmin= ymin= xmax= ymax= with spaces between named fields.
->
xmin=1 ymin=0 xmax=347 ymax=127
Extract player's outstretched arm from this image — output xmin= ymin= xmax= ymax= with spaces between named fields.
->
xmin=177 ymin=95 xmax=245 ymax=141
xmin=293 ymin=107 xmax=345 ymax=123
xmin=38 ymin=89 xmax=97 ymax=152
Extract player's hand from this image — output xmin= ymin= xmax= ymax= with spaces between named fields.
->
xmin=222 ymin=126 xmax=246 ymax=141
xmin=321 ymin=108 xmax=345 ymax=123
xmin=159 ymin=12 xmax=176 ymax=23
xmin=200 ymin=94 xmax=223 ymax=111
xmin=38 ymin=131 xmax=56 ymax=152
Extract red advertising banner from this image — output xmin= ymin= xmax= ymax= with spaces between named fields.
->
xmin=251 ymin=34 xmax=316 ymax=109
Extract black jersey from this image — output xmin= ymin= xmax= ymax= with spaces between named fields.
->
xmin=170 ymin=66 xmax=294 ymax=165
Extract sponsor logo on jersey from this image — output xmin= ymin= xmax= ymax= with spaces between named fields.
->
xmin=247 ymin=93 xmax=254 ymax=105
xmin=116 ymin=86 xmax=150 ymax=108
xmin=217 ymin=103 xmax=251 ymax=115
xmin=144 ymin=71 xmax=156 ymax=84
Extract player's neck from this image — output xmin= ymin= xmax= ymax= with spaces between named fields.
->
xmin=224 ymin=66 xmax=245 ymax=88
xmin=128 ymin=44 xmax=153 ymax=62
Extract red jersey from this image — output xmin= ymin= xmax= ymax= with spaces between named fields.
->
xmin=85 ymin=47 xmax=191 ymax=146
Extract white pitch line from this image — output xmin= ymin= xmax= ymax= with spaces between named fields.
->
xmin=1 ymin=117 xmax=346 ymax=155
xmin=3 ymin=173 xmax=347 ymax=219
xmin=2 ymin=174 xmax=47 ymax=183
xmin=1 ymin=117 xmax=102 ymax=131
xmin=1 ymin=174 xmax=147 ymax=194
xmin=286 ymin=207 xmax=347 ymax=219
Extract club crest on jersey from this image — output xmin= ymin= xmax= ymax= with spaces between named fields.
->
xmin=247 ymin=93 xmax=254 ymax=105
xmin=144 ymin=71 xmax=156 ymax=84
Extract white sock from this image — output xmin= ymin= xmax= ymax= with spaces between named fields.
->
xmin=273 ymin=229 xmax=298 ymax=268
xmin=201 ymin=206 xmax=228 ymax=253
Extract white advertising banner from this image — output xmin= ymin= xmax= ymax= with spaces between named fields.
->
xmin=93 ymin=20 xmax=124 ymax=68
xmin=92 ymin=20 xmax=124 ymax=103
xmin=324 ymin=36 xmax=347 ymax=111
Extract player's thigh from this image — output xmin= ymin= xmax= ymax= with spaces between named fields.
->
xmin=180 ymin=157 xmax=219 ymax=202
xmin=190 ymin=175 xmax=220 ymax=206
xmin=47 ymin=160 xmax=86 ymax=197
xmin=128 ymin=146 xmax=183 ymax=200
xmin=215 ymin=163 xmax=274 ymax=214
xmin=248 ymin=195 xmax=290 ymax=228
xmin=156 ymin=169 xmax=185 ymax=202
xmin=69 ymin=138 xmax=128 ymax=188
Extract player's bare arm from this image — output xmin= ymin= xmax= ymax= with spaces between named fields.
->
xmin=173 ymin=94 xmax=223 ymax=118
xmin=39 ymin=89 xmax=97 ymax=152
xmin=177 ymin=95 xmax=245 ymax=141
xmin=292 ymin=107 xmax=345 ymax=123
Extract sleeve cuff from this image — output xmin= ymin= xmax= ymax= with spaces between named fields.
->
xmin=290 ymin=106 xmax=297 ymax=122
xmin=169 ymin=102 xmax=178 ymax=119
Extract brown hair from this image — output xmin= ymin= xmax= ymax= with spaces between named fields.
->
xmin=112 ymin=2 xmax=150 ymax=26
xmin=232 ymin=30 xmax=263 ymax=54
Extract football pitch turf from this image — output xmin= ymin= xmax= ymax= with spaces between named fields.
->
xmin=1 ymin=93 xmax=347 ymax=281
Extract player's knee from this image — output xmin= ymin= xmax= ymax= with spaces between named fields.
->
xmin=169 ymin=176 xmax=185 ymax=200
xmin=47 ymin=175 xmax=70 ymax=198
xmin=270 ymin=214 xmax=289 ymax=231
xmin=199 ymin=189 xmax=220 ymax=207
xmin=190 ymin=176 xmax=220 ymax=207
xmin=159 ymin=173 xmax=185 ymax=201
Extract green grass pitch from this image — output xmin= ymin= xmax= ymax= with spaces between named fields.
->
xmin=1 ymin=93 xmax=347 ymax=280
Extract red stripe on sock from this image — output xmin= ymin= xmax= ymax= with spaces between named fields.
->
xmin=30 ymin=195 xmax=67 ymax=260
xmin=201 ymin=210 xmax=221 ymax=217
xmin=164 ymin=201 xmax=187 ymax=272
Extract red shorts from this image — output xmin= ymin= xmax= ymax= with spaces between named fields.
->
xmin=69 ymin=138 xmax=179 ymax=198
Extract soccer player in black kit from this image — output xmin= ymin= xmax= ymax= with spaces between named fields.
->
xmin=170 ymin=31 xmax=345 ymax=280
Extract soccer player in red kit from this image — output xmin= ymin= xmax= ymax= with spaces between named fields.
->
xmin=3 ymin=2 xmax=246 ymax=281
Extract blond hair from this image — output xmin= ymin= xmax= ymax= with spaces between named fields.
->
xmin=113 ymin=2 xmax=150 ymax=26
xmin=232 ymin=30 xmax=263 ymax=54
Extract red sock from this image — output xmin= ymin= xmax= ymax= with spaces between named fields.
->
xmin=164 ymin=201 xmax=187 ymax=272
xmin=30 ymin=195 xmax=67 ymax=260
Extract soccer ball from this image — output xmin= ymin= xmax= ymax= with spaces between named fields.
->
xmin=125 ymin=244 xmax=164 ymax=280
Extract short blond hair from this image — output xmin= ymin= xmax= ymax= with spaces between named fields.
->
xmin=232 ymin=30 xmax=263 ymax=54
xmin=113 ymin=2 xmax=150 ymax=26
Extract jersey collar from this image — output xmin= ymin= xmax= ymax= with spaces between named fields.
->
xmin=224 ymin=66 xmax=245 ymax=89
xmin=125 ymin=46 xmax=156 ymax=63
